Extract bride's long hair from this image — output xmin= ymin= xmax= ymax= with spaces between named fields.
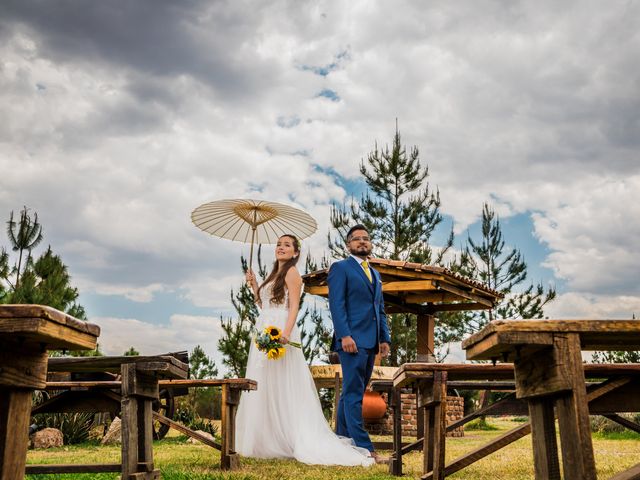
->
xmin=257 ymin=234 xmax=301 ymax=306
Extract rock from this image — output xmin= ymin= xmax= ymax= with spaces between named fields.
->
xmin=101 ymin=417 xmax=121 ymax=445
xmin=186 ymin=430 xmax=215 ymax=444
xmin=30 ymin=428 xmax=63 ymax=449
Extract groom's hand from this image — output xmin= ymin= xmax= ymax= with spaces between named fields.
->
xmin=379 ymin=342 xmax=390 ymax=358
xmin=341 ymin=336 xmax=358 ymax=353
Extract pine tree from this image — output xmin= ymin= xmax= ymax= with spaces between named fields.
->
xmin=124 ymin=347 xmax=140 ymax=356
xmin=217 ymin=253 xmax=264 ymax=378
xmin=328 ymin=122 xmax=453 ymax=365
xmin=443 ymin=203 xmax=556 ymax=339
xmin=6 ymin=206 xmax=43 ymax=289
xmin=592 ymin=314 xmax=639 ymax=363
xmin=1 ymin=208 xmax=87 ymax=319
xmin=190 ymin=345 xmax=219 ymax=379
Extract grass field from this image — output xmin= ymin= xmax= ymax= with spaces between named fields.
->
xmin=26 ymin=419 xmax=640 ymax=479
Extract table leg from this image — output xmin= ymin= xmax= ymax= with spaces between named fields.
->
xmin=0 ymin=388 xmax=32 ymax=480
xmin=555 ymin=334 xmax=596 ymax=480
xmin=528 ymin=397 xmax=560 ymax=480
xmin=221 ymin=384 xmax=241 ymax=470
xmin=432 ymin=371 xmax=447 ymax=480
xmin=390 ymin=386 xmax=402 ymax=475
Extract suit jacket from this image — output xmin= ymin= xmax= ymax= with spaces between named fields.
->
xmin=327 ymin=256 xmax=391 ymax=352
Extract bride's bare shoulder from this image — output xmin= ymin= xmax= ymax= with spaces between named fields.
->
xmin=285 ymin=266 xmax=302 ymax=283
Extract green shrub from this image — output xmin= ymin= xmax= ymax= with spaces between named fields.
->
xmin=32 ymin=412 xmax=95 ymax=444
xmin=172 ymin=407 xmax=219 ymax=438
xmin=465 ymin=417 xmax=499 ymax=431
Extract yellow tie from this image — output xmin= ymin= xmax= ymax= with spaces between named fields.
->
xmin=361 ymin=261 xmax=372 ymax=283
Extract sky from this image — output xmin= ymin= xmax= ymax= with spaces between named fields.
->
xmin=1 ymin=0 xmax=639 ymax=366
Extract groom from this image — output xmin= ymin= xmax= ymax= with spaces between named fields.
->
xmin=328 ymin=224 xmax=391 ymax=463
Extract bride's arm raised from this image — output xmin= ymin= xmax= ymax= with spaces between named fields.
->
xmin=281 ymin=267 xmax=302 ymax=344
xmin=245 ymin=269 xmax=262 ymax=308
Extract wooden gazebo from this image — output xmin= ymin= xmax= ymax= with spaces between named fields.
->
xmin=302 ymin=258 xmax=502 ymax=361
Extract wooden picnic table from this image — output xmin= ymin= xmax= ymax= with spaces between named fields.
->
xmin=29 ymin=354 xmax=189 ymax=479
xmin=33 ymin=371 xmax=257 ymax=472
xmin=462 ymin=319 xmax=640 ymax=480
xmin=390 ymin=362 xmax=640 ymax=479
xmin=0 ymin=304 xmax=100 ymax=480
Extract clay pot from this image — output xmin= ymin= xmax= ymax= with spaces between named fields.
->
xmin=362 ymin=390 xmax=387 ymax=420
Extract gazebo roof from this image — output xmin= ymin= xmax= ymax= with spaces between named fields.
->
xmin=302 ymin=258 xmax=502 ymax=315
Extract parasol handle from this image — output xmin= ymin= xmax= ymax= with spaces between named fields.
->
xmin=249 ymin=225 xmax=256 ymax=272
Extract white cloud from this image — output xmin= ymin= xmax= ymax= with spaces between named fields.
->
xmin=94 ymin=314 xmax=225 ymax=365
xmin=545 ymin=292 xmax=640 ymax=320
xmin=1 ymin=0 xmax=639 ymax=332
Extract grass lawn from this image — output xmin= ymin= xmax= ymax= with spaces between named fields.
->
xmin=26 ymin=419 xmax=640 ymax=479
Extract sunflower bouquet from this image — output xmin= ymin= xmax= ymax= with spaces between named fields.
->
xmin=255 ymin=325 xmax=301 ymax=360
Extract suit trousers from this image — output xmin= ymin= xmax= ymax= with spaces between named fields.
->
xmin=337 ymin=347 xmax=376 ymax=452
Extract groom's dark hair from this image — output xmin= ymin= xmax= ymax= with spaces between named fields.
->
xmin=346 ymin=224 xmax=369 ymax=241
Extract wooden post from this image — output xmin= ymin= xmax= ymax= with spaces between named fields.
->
xmin=417 ymin=314 xmax=435 ymax=362
xmin=0 ymin=342 xmax=48 ymax=480
xmin=554 ymin=334 xmax=596 ymax=480
xmin=528 ymin=398 xmax=560 ymax=479
xmin=390 ymin=386 xmax=403 ymax=476
xmin=0 ymin=389 xmax=33 ymax=480
xmin=431 ymin=371 xmax=447 ymax=480
xmin=121 ymin=362 xmax=161 ymax=480
xmin=121 ymin=364 xmax=139 ymax=480
xmin=221 ymin=384 xmax=241 ymax=470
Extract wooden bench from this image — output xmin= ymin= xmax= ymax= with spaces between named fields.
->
xmin=32 ymin=375 xmax=256 ymax=472
xmin=0 ymin=304 xmax=100 ymax=480
xmin=390 ymin=361 xmax=640 ymax=479
xmin=28 ymin=354 xmax=188 ymax=479
xmin=462 ymin=319 xmax=640 ymax=480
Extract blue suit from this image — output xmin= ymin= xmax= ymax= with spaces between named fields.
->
xmin=327 ymin=256 xmax=391 ymax=452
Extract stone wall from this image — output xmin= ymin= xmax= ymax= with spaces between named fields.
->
xmin=364 ymin=391 xmax=464 ymax=437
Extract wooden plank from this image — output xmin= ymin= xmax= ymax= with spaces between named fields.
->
xmin=554 ymin=334 xmax=596 ymax=480
xmin=48 ymin=355 xmax=188 ymax=375
xmin=416 ymin=314 xmax=435 ymax=362
xmin=305 ymin=285 xmax=328 ymax=296
xmin=514 ymin=345 xmax=572 ymax=399
xmin=159 ymin=378 xmax=257 ymax=389
xmin=382 ymin=280 xmax=438 ymax=293
xmin=121 ymin=364 xmax=139 ymax=480
xmin=609 ymin=462 xmax=640 ymax=480
xmin=463 ymin=319 xmax=640 ymax=355
xmin=0 ymin=389 xmax=32 ymax=480
xmin=434 ymin=282 xmax=494 ymax=307
xmin=425 ymin=302 xmax=492 ymax=313
xmin=528 ymin=397 xmax=560 ymax=480
xmin=0 ymin=317 xmax=98 ymax=350
xmin=25 ymin=463 xmax=122 ymax=474
xmin=431 ymin=371 xmax=447 ymax=480
xmin=153 ymin=412 xmax=222 ymax=449
xmin=465 ymin=331 xmax=554 ymax=361
xmin=603 ymin=414 xmax=640 ymax=434
xmin=31 ymin=390 xmax=120 ymax=415
xmin=0 ymin=304 xmax=100 ymax=336
xmin=138 ymin=399 xmax=154 ymax=471
xmin=0 ymin=341 xmax=48 ymax=389
xmin=390 ymin=386 xmax=402 ymax=476
xmin=220 ymin=384 xmax=240 ymax=470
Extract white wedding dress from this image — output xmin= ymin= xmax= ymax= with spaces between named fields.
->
xmin=235 ymin=283 xmax=374 ymax=466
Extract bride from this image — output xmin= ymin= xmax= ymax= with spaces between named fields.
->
xmin=235 ymin=234 xmax=374 ymax=467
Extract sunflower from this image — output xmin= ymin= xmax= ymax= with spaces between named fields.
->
xmin=264 ymin=325 xmax=281 ymax=340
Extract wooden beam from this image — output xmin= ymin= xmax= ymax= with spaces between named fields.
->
xmin=434 ymin=282 xmax=494 ymax=307
xmin=425 ymin=302 xmax=492 ymax=313
xmin=153 ymin=412 xmax=222 ymax=449
xmin=382 ymin=280 xmax=438 ymax=293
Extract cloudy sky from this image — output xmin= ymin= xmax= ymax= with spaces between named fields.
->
xmin=1 ymin=0 xmax=639 ymax=365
